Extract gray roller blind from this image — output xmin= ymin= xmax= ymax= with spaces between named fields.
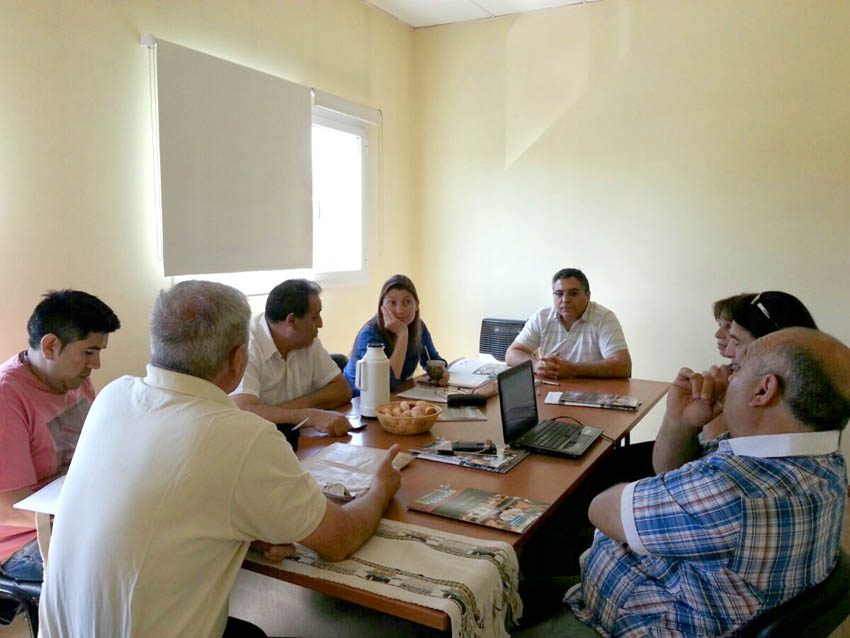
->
xmin=154 ymin=40 xmax=312 ymax=276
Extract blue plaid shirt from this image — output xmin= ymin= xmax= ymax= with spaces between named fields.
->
xmin=566 ymin=431 xmax=847 ymax=637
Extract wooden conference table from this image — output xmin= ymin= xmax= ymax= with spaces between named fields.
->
xmin=243 ymin=375 xmax=669 ymax=631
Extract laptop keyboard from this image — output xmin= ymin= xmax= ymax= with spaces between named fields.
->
xmin=519 ymin=420 xmax=582 ymax=449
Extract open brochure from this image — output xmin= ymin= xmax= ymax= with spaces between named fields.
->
xmin=446 ymin=358 xmax=509 ymax=387
xmin=409 ymin=486 xmax=548 ymax=534
xmin=300 ymin=443 xmax=413 ymax=501
xmin=544 ymin=390 xmax=640 ymax=411
xmin=396 ymin=385 xmax=453 ymax=403
xmin=410 ymin=442 xmax=528 ymax=474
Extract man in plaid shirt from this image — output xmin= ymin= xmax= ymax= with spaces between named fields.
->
xmin=562 ymin=328 xmax=850 ymax=637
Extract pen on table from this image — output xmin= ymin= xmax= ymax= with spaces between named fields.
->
xmin=536 ymin=379 xmax=558 ymax=386
xmin=291 ymin=417 xmax=310 ymax=431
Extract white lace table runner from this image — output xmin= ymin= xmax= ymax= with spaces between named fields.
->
xmin=247 ymin=518 xmax=522 ymax=638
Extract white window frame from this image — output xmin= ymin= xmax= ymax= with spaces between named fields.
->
xmin=309 ymin=106 xmax=370 ymax=287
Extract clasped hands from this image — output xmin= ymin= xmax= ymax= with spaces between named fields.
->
xmin=533 ymin=354 xmax=576 ymax=379
xmin=667 ymin=365 xmax=731 ymax=430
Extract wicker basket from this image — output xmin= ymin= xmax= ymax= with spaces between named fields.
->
xmin=375 ymin=401 xmax=442 ymax=435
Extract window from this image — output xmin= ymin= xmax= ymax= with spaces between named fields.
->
xmin=172 ymin=101 xmax=374 ymax=295
xmin=311 ymin=110 xmax=368 ymax=278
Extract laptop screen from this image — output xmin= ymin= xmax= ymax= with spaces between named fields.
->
xmin=498 ymin=361 xmax=539 ymax=443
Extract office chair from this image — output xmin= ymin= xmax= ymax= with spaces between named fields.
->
xmin=479 ymin=318 xmax=525 ymax=362
xmin=0 ymin=574 xmax=40 ymax=638
xmin=735 ymin=548 xmax=850 ymax=637
xmin=330 ymin=353 xmax=348 ymax=372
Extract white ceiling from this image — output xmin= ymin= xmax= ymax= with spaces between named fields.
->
xmin=365 ymin=0 xmax=596 ymax=28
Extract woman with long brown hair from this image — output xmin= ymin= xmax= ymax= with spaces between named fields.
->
xmin=343 ymin=275 xmax=448 ymax=395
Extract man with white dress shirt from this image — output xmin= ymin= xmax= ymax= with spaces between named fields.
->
xmin=505 ymin=268 xmax=631 ymax=379
xmin=231 ymin=279 xmax=352 ymax=436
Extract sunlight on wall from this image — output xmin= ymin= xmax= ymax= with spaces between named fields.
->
xmin=504 ymin=10 xmax=590 ymax=167
xmin=412 ymin=0 xmax=850 ymax=445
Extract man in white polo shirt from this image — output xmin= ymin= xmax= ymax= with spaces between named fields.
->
xmin=231 ymin=279 xmax=352 ymax=436
xmin=505 ymin=268 xmax=631 ymax=379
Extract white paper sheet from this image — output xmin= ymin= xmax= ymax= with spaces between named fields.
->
xmin=300 ymin=443 xmax=412 ymax=500
xmin=13 ymin=475 xmax=65 ymax=515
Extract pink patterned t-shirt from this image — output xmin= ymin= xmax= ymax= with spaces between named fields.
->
xmin=0 ymin=352 xmax=94 ymax=562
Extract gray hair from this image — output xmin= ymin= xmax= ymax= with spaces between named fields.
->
xmin=759 ymin=343 xmax=850 ymax=432
xmin=151 ymin=280 xmax=251 ymax=380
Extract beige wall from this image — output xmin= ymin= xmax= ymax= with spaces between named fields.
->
xmin=0 ymin=0 xmax=413 ymax=387
xmin=411 ymin=0 xmax=850 ymax=441
xmin=3 ymin=0 xmax=849 ymax=445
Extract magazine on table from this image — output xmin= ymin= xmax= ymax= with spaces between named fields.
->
xmin=544 ymin=390 xmax=640 ymax=411
xmin=408 ymin=486 xmax=548 ymax=534
xmin=409 ymin=441 xmax=528 ymax=474
xmin=396 ymin=385 xmax=454 ymax=403
xmin=437 ymin=406 xmax=487 ymax=422
xmin=299 ymin=443 xmax=412 ymax=501
xmin=445 ymin=358 xmax=509 ymax=387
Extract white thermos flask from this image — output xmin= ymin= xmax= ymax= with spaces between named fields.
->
xmin=355 ymin=343 xmax=390 ymax=417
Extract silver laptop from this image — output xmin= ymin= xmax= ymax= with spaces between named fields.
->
xmin=498 ymin=361 xmax=604 ymax=458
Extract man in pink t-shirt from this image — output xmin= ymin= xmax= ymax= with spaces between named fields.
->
xmin=0 ymin=290 xmax=119 ymax=582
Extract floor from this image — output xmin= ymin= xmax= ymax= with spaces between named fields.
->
xmin=4 ymin=508 xmax=850 ymax=638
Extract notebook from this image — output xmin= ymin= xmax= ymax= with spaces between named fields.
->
xmin=497 ymin=361 xmax=604 ymax=458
